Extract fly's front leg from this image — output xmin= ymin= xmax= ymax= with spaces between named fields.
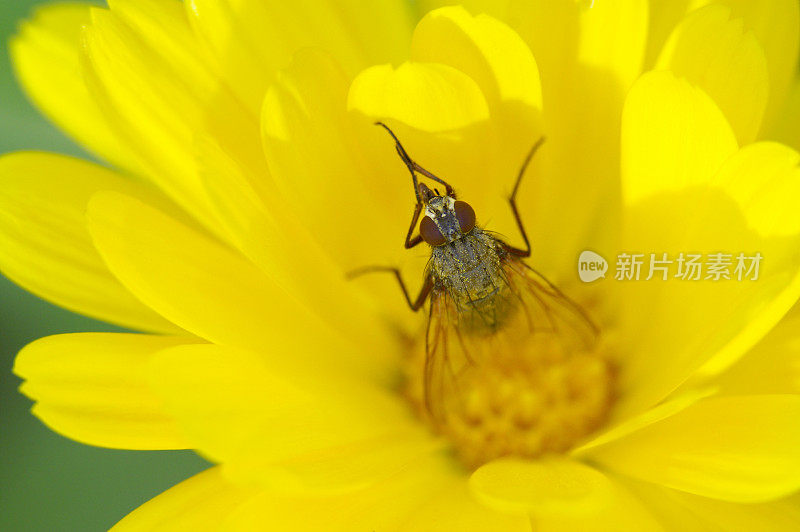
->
xmin=505 ymin=137 xmax=546 ymax=258
xmin=376 ymin=121 xmax=456 ymax=198
xmin=346 ymin=267 xmax=433 ymax=311
xmin=405 ymin=202 xmax=423 ymax=249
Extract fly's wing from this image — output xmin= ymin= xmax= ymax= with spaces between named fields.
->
xmin=500 ymin=256 xmax=599 ymax=350
xmin=424 ymin=288 xmax=465 ymax=422
xmin=423 ymin=255 xmax=598 ymax=421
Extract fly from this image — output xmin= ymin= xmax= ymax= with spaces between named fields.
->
xmin=351 ymin=122 xmax=598 ymax=418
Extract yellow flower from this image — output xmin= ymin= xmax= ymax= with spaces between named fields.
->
xmin=5 ymin=0 xmax=800 ymax=528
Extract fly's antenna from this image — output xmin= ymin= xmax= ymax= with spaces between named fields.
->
xmin=374 ymin=122 xmax=456 ymax=200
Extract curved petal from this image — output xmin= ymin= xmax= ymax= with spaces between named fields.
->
xmin=9 ymin=3 xmax=138 ymax=171
xmin=349 ymin=62 xmax=490 ymax=133
xmin=197 ymin=134 xmax=398 ymax=354
xmin=621 ymin=71 xmax=737 ymax=205
xmin=149 ymin=343 xmax=436 ymax=491
xmin=82 ymin=1 xmax=261 ymax=229
xmin=647 ymin=0 xmax=799 ymax=135
xmin=0 ymin=152 xmax=180 ymax=333
xmin=770 ymin=76 xmax=800 ymax=151
xmin=656 ymin=5 xmax=769 ymax=145
xmin=644 ymin=0 xmax=693 ymax=68
xmin=618 ymin=71 xmax=800 ymax=417
xmin=412 ymin=7 xmax=541 ymax=114
xmin=221 ymin=453 xmax=472 ymax=530
xmin=401 ymin=482 xmax=530 ymax=531
xmin=626 ymin=479 xmax=800 ymax=531
xmin=694 ymin=310 xmax=800 ymax=395
xmin=711 ymin=0 xmax=799 ymax=133
xmin=417 ymin=0 xmax=510 ymax=20
xmin=263 ymin=50 xmax=408 ymax=269
xmin=85 ymin=190 xmax=393 ymax=381
xmin=469 ymin=457 xmax=661 ymax=530
xmin=187 ymin=0 xmax=413 ymax=114
xmin=14 ymin=333 xmax=196 ymax=450
xmin=573 ymin=388 xmax=714 ymax=457
xmin=112 ymin=466 xmax=257 ymax=530
xmin=587 ymin=395 xmax=800 ymax=502
xmin=508 ymin=0 xmax=647 ymax=91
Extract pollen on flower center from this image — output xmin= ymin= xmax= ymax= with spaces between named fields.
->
xmin=403 ymin=325 xmax=615 ymax=468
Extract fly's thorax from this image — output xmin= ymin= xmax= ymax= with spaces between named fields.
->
xmin=429 ymin=229 xmax=515 ymax=332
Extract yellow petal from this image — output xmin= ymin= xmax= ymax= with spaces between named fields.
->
xmin=618 ymin=72 xmax=800 ymax=416
xmin=112 ymin=466 xmax=258 ymax=531
xmin=85 ymin=190 xmax=389 ymax=380
xmin=712 ymin=0 xmax=799 ymax=134
xmin=500 ymin=0 xmax=648 ymax=280
xmin=9 ymin=3 xmax=139 ymax=171
xmin=82 ymin=1 xmax=260 ymax=229
xmin=108 ymin=0 xmax=268 ymax=190
xmin=648 ymin=0 xmax=799 ymax=135
xmin=149 ymin=344 xmax=433 ymax=491
xmin=628 ymin=480 xmax=800 ymax=531
xmin=621 ymin=71 xmax=737 ymax=205
xmin=0 ymin=152 xmax=180 ymax=333
xmin=656 ymin=5 xmax=769 ymax=144
xmin=573 ymin=388 xmax=714 ymax=457
xmin=14 ymin=333 xmax=196 ymax=450
xmin=508 ymin=0 xmax=648 ymax=92
xmin=263 ymin=50 xmax=405 ymax=268
xmin=402 ymin=482 xmax=530 ymax=531
xmin=588 ymin=395 xmax=800 ymax=502
xmin=470 ymin=457 xmax=660 ymax=530
xmin=769 ymin=76 xmax=800 ymax=151
xmin=221 ymin=453 xmax=461 ymax=530
xmin=643 ymin=0 xmax=693 ymax=68
xmin=349 ymin=62 xmax=490 ymax=133
xmin=695 ymin=310 xmax=800 ymax=396
xmin=412 ymin=7 xmax=541 ymax=114
xmin=196 ymin=135 xmax=400 ymax=358
xmin=417 ymin=0 xmax=510 ymax=20
xmin=187 ymin=0 xmax=413 ymax=114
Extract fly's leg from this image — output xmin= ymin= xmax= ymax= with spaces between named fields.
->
xmin=375 ymin=121 xmax=456 ymax=199
xmin=505 ymin=137 xmax=546 ymax=258
xmin=346 ymin=267 xmax=433 ymax=311
xmin=405 ymin=203 xmax=423 ymax=249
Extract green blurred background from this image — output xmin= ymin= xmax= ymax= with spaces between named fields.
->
xmin=0 ymin=1 xmax=209 ymax=530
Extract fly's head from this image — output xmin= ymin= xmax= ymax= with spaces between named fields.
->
xmin=418 ymin=182 xmax=476 ymax=247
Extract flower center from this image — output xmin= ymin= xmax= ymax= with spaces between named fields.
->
xmin=403 ymin=317 xmax=615 ymax=468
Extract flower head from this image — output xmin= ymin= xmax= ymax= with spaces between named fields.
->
xmin=6 ymin=0 xmax=800 ymax=529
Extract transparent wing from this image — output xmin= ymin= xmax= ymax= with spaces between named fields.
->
xmin=500 ymin=257 xmax=598 ymax=348
xmin=423 ymin=255 xmax=598 ymax=421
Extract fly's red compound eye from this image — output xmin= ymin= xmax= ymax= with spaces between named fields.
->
xmin=453 ymin=201 xmax=476 ymax=233
xmin=420 ymin=216 xmax=447 ymax=246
